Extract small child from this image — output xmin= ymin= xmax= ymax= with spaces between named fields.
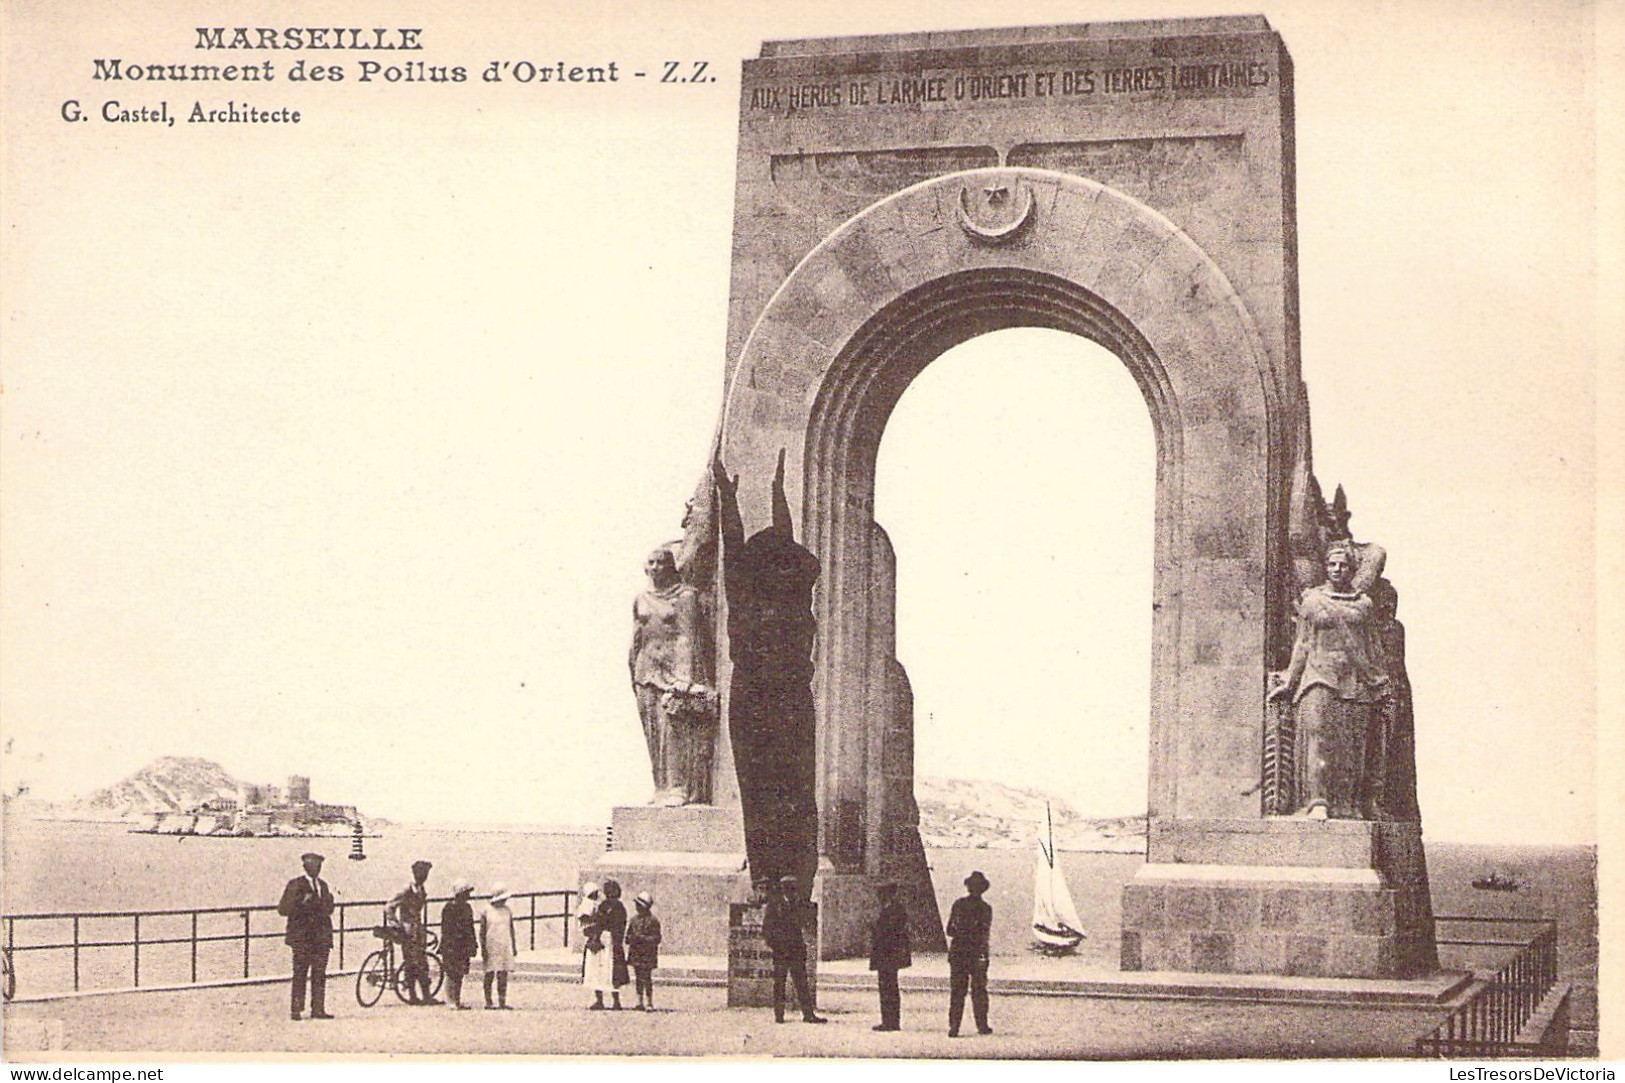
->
xmin=625 ymin=891 xmax=662 ymax=1010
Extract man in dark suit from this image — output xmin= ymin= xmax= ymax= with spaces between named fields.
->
xmin=868 ymin=881 xmax=911 ymax=1032
xmin=763 ymin=875 xmax=826 ymax=1024
xmin=945 ymin=870 xmax=993 ymax=1037
xmin=278 ymin=851 xmax=335 ymax=1020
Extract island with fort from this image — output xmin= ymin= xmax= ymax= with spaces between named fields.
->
xmin=16 ymin=756 xmax=375 ymax=839
xmin=131 ymin=770 xmax=370 ymax=838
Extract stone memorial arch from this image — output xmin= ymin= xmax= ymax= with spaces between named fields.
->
xmin=605 ymin=15 xmax=1436 ymax=980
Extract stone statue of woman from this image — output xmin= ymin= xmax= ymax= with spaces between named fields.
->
xmin=629 ymin=548 xmax=716 ymax=806
xmin=1267 ymin=540 xmax=1391 ymax=819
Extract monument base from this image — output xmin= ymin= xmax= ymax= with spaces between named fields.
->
xmin=582 ymin=805 xmax=752 ymax=957
xmin=810 ymin=870 xmax=874 ymax=961
xmin=811 ymin=825 xmax=948 ymax=960
xmin=1122 ymin=818 xmax=1438 ymax=979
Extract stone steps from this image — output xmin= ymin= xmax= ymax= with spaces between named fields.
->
xmin=511 ymin=950 xmax=1472 ymax=1007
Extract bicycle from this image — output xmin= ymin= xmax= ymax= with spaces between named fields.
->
xmin=355 ymin=925 xmax=444 ymax=1007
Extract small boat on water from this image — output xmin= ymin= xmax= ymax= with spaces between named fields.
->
xmin=1471 ymin=871 xmax=1521 ymax=892
xmin=1032 ymin=804 xmax=1086 ymax=953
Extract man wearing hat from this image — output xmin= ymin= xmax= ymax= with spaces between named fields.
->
xmin=385 ymin=859 xmax=441 ymax=1005
xmin=945 ymin=871 xmax=993 ymax=1037
xmin=277 ymin=852 xmax=335 ymax=1020
xmin=868 ymin=882 xmax=911 ymax=1031
xmin=763 ymin=875 xmax=826 ymax=1024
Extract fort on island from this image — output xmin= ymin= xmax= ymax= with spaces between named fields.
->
xmin=135 ymin=773 xmax=363 ymax=838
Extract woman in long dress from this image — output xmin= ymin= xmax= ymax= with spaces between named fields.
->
xmin=597 ymin=879 xmax=631 ymax=1009
xmin=479 ymin=885 xmax=516 ymax=1010
xmin=1268 ymin=542 xmax=1390 ymax=818
xmin=578 ymin=882 xmax=613 ymax=1007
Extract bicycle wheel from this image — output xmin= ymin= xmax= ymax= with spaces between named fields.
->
xmin=355 ymin=950 xmax=389 ymax=1008
xmin=393 ymin=954 xmax=446 ymax=1003
xmin=393 ymin=959 xmax=420 ymax=1004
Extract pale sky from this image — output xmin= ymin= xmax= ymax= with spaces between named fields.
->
xmin=0 ymin=0 xmax=1613 ymax=846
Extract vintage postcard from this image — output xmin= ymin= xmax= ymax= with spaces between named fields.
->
xmin=1 ymin=0 xmax=1617 ymax=1068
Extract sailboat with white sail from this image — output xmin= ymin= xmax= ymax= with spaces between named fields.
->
xmin=1031 ymin=803 xmax=1086 ymax=953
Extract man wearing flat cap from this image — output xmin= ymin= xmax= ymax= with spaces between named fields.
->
xmin=278 ymin=851 xmax=334 ymax=1020
xmin=945 ymin=870 xmax=993 ymax=1037
xmin=386 ymin=859 xmax=441 ymax=1005
xmin=762 ymin=875 xmax=826 ymax=1024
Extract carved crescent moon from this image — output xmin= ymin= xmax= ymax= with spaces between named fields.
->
xmin=956 ymin=183 xmax=1035 ymax=243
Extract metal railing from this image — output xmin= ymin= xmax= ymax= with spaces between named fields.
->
xmin=1416 ymin=916 xmax=1562 ymax=1058
xmin=2 ymin=890 xmax=574 ymax=1002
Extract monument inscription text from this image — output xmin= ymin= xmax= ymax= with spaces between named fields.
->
xmin=747 ymin=58 xmax=1273 ymax=116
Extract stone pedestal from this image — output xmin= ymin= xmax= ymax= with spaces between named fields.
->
xmin=1121 ymin=818 xmax=1437 ymax=978
xmin=582 ymin=805 xmax=752 ymax=957
xmin=608 ymin=804 xmax=745 ymax=853
xmin=812 ymin=870 xmax=877 ymax=960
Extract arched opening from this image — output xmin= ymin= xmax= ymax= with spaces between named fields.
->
xmin=875 ymin=326 xmax=1154 ymax=959
xmin=876 ymin=327 xmax=1154 ymax=816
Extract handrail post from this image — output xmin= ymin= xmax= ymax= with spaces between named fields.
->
xmin=72 ymin=916 xmax=81 ymax=992
xmin=529 ymin=894 xmax=537 ymax=951
xmin=133 ymin=914 xmax=141 ymax=988
xmin=191 ymin=912 xmax=199 ymax=984
xmin=338 ymin=903 xmax=346 ymax=970
xmin=242 ymin=910 xmax=251 ymax=979
xmin=1499 ymin=973 xmax=1507 ymax=1043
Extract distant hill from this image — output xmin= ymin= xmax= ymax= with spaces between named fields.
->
xmin=915 ymin=776 xmax=1146 ymax=851
xmin=80 ymin=756 xmax=240 ymax=818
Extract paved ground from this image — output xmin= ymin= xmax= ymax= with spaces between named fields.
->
xmin=3 ymin=975 xmax=1455 ymax=1059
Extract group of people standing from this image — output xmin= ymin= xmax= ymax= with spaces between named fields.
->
xmin=280 ymin=852 xmax=994 ymax=1036
xmin=750 ymin=869 xmax=995 ymax=1036
xmin=277 ymin=853 xmax=522 ymax=1018
xmin=575 ymin=879 xmax=663 ymax=1010
xmin=377 ymin=858 xmax=521 ymax=1011
xmin=432 ymin=869 xmax=519 ymax=1010
xmin=868 ymin=871 xmax=994 ymax=1037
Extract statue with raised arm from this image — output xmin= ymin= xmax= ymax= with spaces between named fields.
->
xmin=676 ymin=468 xmax=718 ymax=590
xmin=1267 ymin=540 xmax=1391 ymax=819
xmin=712 ymin=448 xmax=821 ymax=898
